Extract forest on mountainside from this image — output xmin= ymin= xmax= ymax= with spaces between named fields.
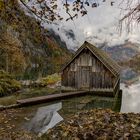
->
xmin=0 ymin=0 xmax=71 ymax=79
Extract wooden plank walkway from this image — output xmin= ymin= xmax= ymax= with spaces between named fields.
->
xmin=17 ymin=88 xmax=116 ymax=106
xmin=17 ymin=91 xmax=87 ymax=106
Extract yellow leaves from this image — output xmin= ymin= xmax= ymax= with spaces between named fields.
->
xmin=40 ymin=73 xmax=61 ymax=86
xmin=0 ymin=30 xmax=26 ymax=74
xmin=89 ymin=116 xmax=93 ymax=120
xmin=12 ymin=125 xmax=15 ymax=128
xmin=0 ymin=0 xmax=4 ymax=10
xmin=131 ymin=124 xmax=136 ymax=128
xmin=0 ymin=70 xmax=21 ymax=96
xmin=62 ymin=131 xmax=69 ymax=137
xmin=4 ymin=121 xmax=8 ymax=124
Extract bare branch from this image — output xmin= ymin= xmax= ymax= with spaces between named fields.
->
xmin=120 ymin=4 xmax=140 ymax=22
xmin=20 ymin=0 xmax=44 ymax=21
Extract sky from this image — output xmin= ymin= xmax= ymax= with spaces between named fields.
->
xmin=25 ymin=0 xmax=140 ymax=50
xmin=43 ymin=0 xmax=140 ymax=50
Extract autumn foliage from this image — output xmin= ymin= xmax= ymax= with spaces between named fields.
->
xmin=0 ymin=70 xmax=21 ymax=97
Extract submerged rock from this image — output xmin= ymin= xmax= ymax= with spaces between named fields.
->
xmin=27 ymin=102 xmax=63 ymax=136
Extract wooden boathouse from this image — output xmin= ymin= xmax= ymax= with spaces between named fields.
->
xmin=61 ymin=41 xmax=121 ymax=96
xmin=16 ymin=41 xmax=121 ymax=106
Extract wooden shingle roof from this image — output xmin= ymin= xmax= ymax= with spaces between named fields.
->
xmin=62 ymin=41 xmax=121 ymax=77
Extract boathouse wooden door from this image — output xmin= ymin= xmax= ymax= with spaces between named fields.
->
xmin=79 ymin=66 xmax=90 ymax=89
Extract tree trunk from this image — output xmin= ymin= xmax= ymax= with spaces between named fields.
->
xmin=5 ymin=52 xmax=9 ymax=73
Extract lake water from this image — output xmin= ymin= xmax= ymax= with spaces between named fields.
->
xmin=121 ymin=83 xmax=140 ymax=113
xmin=24 ymin=68 xmax=140 ymax=135
xmin=25 ymin=80 xmax=140 ymax=135
xmin=25 ymin=95 xmax=121 ymax=136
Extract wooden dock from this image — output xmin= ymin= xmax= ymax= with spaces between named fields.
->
xmin=17 ymin=89 xmax=120 ymax=106
xmin=17 ymin=91 xmax=87 ymax=106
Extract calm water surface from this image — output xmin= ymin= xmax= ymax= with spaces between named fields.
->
xmin=121 ymin=83 xmax=140 ymax=113
xmin=25 ymin=95 xmax=121 ymax=135
xmin=24 ymin=68 xmax=140 ymax=134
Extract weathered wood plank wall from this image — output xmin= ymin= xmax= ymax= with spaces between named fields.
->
xmin=62 ymin=48 xmax=117 ymax=89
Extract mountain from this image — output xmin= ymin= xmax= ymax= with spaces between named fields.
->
xmin=100 ymin=41 xmax=140 ymax=62
xmin=0 ymin=0 xmax=71 ymax=79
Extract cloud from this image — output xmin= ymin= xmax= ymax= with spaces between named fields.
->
xmin=64 ymin=29 xmax=76 ymax=40
xmin=27 ymin=0 xmax=140 ymax=50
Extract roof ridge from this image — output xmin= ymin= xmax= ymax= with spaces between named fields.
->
xmin=85 ymin=41 xmax=120 ymax=75
xmin=62 ymin=41 xmax=120 ymax=77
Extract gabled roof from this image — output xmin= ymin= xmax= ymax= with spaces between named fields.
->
xmin=62 ymin=41 xmax=121 ymax=77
